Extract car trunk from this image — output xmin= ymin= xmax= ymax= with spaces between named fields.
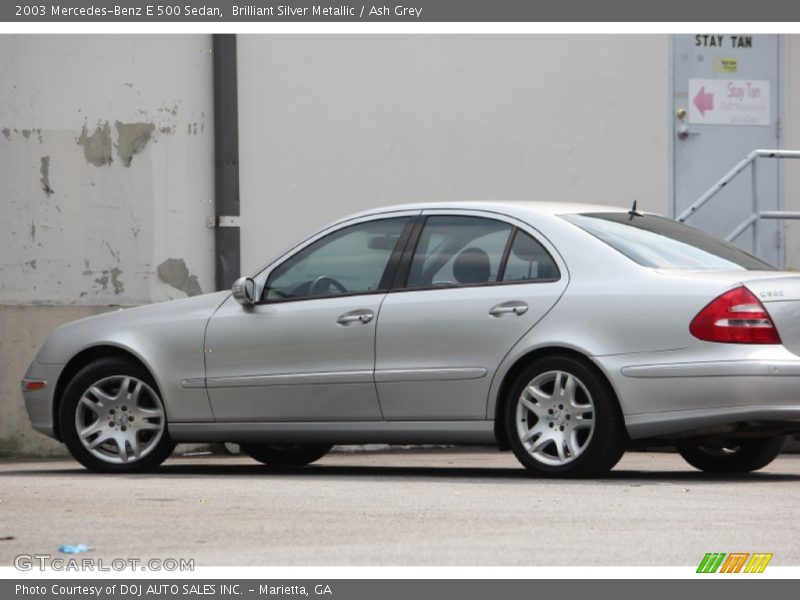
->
xmin=743 ymin=274 xmax=800 ymax=356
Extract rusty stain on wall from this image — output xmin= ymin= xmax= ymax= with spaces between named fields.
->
xmin=39 ymin=156 xmax=54 ymax=197
xmin=115 ymin=121 xmax=155 ymax=167
xmin=77 ymin=122 xmax=113 ymax=167
xmin=157 ymin=258 xmax=202 ymax=297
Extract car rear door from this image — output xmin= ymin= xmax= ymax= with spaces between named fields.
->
xmin=374 ymin=210 xmax=569 ymax=420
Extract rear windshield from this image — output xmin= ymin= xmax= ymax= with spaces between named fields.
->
xmin=563 ymin=212 xmax=775 ymax=271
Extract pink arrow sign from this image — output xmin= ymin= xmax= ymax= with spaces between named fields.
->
xmin=693 ymin=86 xmax=714 ymax=116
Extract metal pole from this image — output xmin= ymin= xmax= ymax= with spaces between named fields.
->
xmin=752 ymin=158 xmax=759 ymax=256
xmin=212 ymin=34 xmax=241 ymax=291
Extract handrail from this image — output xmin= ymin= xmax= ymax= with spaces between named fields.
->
xmin=677 ymin=149 xmax=800 ymax=223
xmin=676 ymin=149 xmax=800 ymax=257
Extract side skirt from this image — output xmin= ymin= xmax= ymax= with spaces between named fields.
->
xmin=169 ymin=420 xmax=497 ymax=445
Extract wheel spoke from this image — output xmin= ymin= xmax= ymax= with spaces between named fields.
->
xmin=87 ymin=430 xmax=114 ymax=449
xmin=572 ymin=414 xmax=594 ymax=430
xmin=129 ymin=380 xmax=144 ymax=405
xmin=530 ymin=431 xmax=555 ymax=454
xmin=565 ymin=430 xmax=580 ymax=458
xmin=79 ymin=419 xmax=106 ymax=440
xmin=521 ymin=420 xmax=548 ymax=443
xmin=116 ymin=437 xmax=129 ymax=463
xmin=555 ymin=434 xmax=567 ymax=462
xmin=115 ymin=377 xmax=132 ymax=401
xmin=136 ymin=421 xmax=162 ymax=431
xmin=563 ymin=375 xmax=577 ymax=403
xmin=524 ymin=385 xmax=552 ymax=406
xmin=128 ymin=434 xmax=141 ymax=460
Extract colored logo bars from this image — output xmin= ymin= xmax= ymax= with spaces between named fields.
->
xmin=697 ymin=553 xmax=773 ymax=573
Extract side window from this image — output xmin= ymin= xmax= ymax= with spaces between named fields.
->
xmin=265 ymin=217 xmax=409 ymax=300
xmin=502 ymin=230 xmax=560 ymax=282
xmin=406 ymin=216 xmax=512 ymax=288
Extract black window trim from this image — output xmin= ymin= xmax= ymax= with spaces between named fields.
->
xmin=388 ymin=214 xmax=562 ymax=294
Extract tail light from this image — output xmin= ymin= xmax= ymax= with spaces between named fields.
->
xmin=690 ymin=286 xmax=781 ymax=344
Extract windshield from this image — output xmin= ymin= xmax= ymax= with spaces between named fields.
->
xmin=563 ymin=213 xmax=775 ymax=271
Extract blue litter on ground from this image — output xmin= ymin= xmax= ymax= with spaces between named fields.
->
xmin=58 ymin=544 xmax=91 ymax=554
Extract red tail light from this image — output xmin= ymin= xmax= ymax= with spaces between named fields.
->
xmin=690 ymin=286 xmax=780 ymax=344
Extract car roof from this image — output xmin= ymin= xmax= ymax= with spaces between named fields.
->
xmin=348 ymin=200 xmax=630 ymax=220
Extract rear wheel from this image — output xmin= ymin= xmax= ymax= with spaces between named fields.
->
xmin=59 ymin=357 xmax=175 ymax=473
xmin=678 ymin=436 xmax=786 ymax=474
xmin=505 ymin=356 xmax=626 ymax=477
xmin=240 ymin=443 xmax=333 ymax=467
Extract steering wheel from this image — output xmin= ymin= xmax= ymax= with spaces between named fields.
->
xmin=309 ymin=276 xmax=348 ymax=296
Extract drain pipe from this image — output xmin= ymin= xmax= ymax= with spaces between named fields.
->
xmin=211 ymin=34 xmax=241 ymax=291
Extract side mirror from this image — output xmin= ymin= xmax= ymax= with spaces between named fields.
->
xmin=232 ymin=276 xmax=258 ymax=306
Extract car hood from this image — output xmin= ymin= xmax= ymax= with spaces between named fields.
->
xmin=35 ymin=291 xmax=231 ymax=364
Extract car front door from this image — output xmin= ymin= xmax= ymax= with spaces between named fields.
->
xmin=204 ymin=214 xmax=414 ymax=422
xmin=374 ymin=211 xmax=568 ymax=420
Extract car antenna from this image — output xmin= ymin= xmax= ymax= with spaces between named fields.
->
xmin=628 ymin=199 xmax=642 ymax=220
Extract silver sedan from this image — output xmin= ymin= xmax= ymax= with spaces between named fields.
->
xmin=21 ymin=201 xmax=800 ymax=476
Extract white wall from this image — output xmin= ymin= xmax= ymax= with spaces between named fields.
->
xmin=0 ymin=35 xmax=216 ymax=455
xmin=0 ymin=35 xmax=216 ymax=305
xmin=237 ymin=35 xmax=671 ymax=272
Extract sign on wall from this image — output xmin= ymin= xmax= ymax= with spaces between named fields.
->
xmin=688 ymin=78 xmax=770 ymax=126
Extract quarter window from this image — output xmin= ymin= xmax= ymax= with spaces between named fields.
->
xmin=502 ymin=230 xmax=560 ymax=281
xmin=265 ymin=217 xmax=409 ymax=301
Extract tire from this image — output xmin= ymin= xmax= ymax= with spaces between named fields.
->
xmin=678 ymin=436 xmax=787 ymax=474
xmin=240 ymin=443 xmax=333 ymax=467
xmin=59 ymin=357 xmax=175 ymax=473
xmin=504 ymin=355 xmax=626 ymax=477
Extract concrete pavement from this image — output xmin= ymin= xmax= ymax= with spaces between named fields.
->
xmin=1 ymin=449 xmax=798 ymax=566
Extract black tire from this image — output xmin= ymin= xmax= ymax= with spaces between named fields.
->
xmin=678 ymin=436 xmax=787 ymax=474
xmin=504 ymin=355 xmax=626 ymax=477
xmin=59 ymin=357 xmax=175 ymax=473
xmin=240 ymin=443 xmax=333 ymax=467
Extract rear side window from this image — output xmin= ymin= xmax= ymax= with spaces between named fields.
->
xmin=563 ymin=213 xmax=775 ymax=271
xmin=406 ymin=216 xmax=512 ymax=287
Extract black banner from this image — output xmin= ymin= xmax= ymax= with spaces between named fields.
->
xmin=4 ymin=579 xmax=800 ymax=600
xmin=3 ymin=0 xmax=800 ymax=22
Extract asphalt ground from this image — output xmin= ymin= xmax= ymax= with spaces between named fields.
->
xmin=1 ymin=449 xmax=798 ymax=566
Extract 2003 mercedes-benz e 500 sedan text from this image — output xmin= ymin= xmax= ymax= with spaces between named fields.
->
xmin=21 ymin=202 xmax=800 ymax=476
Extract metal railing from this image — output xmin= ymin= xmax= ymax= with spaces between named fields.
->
xmin=677 ymin=149 xmax=800 ymax=250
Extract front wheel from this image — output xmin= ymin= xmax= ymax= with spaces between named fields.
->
xmin=59 ymin=357 xmax=175 ymax=473
xmin=505 ymin=356 xmax=626 ymax=477
xmin=240 ymin=443 xmax=333 ymax=467
xmin=678 ymin=437 xmax=786 ymax=474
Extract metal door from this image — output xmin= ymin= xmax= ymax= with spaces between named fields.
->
xmin=672 ymin=34 xmax=781 ymax=265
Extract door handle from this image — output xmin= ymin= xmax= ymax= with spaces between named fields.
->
xmin=489 ymin=301 xmax=528 ymax=317
xmin=337 ymin=309 xmax=374 ymax=326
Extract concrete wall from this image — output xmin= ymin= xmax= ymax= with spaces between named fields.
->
xmin=237 ymin=35 xmax=671 ymax=272
xmin=0 ymin=35 xmax=215 ymax=455
xmin=782 ymin=36 xmax=800 ymax=271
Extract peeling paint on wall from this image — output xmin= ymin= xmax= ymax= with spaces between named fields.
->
xmin=1 ymin=128 xmax=10 ymax=140
xmin=157 ymin=258 xmax=202 ymax=297
xmin=21 ymin=129 xmax=31 ymax=139
xmin=114 ymin=121 xmax=155 ymax=167
xmin=77 ymin=122 xmax=113 ymax=167
xmin=39 ymin=156 xmax=54 ymax=197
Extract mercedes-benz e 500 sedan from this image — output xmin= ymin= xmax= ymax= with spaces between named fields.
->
xmin=21 ymin=202 xmax=800 ymax=476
